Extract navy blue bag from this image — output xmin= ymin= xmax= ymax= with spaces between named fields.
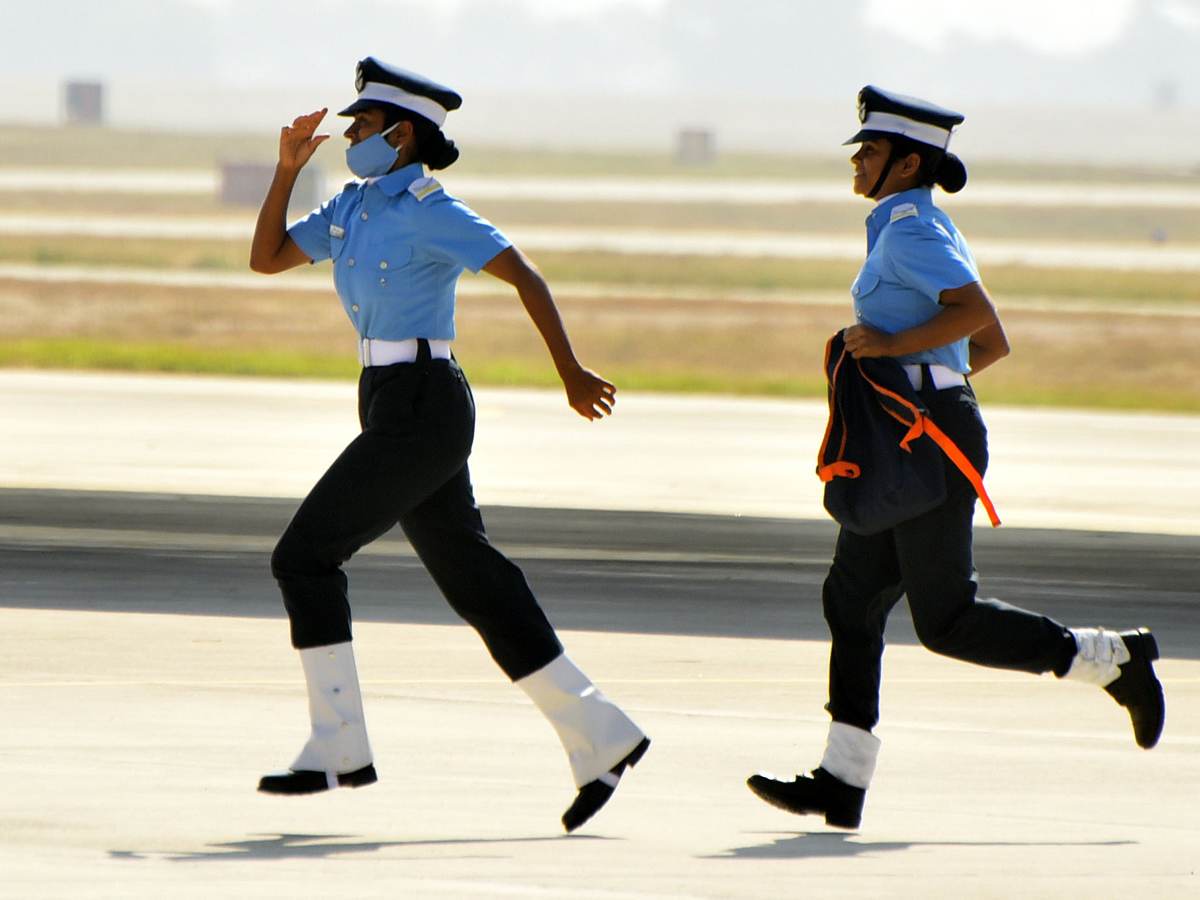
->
xmin=818 ymin=331 xmax=947 ymax=535
xmin=817 ymin=331 xmax=1000 ymax=535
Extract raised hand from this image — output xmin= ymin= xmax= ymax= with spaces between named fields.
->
xmin=279 ymin=108 xmax=330 ymax=171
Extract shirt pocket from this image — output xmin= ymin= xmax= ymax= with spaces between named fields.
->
xmin=851 ymin=267 xmax=881 ymax=300
xmin=373 ymin=245 xmax=414 ymax=286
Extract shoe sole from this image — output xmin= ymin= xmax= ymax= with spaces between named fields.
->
xmin=1122 ymin=629 xmax=1165 ymax=750
xmin=561 ymin=736 xmax=651 ymax=833
xmin=622 ymin=735 xmax=651 ymax=770
xmin=258 ymin=763 xmax=378 ymax=795
xmin=746 ymin=773 xmax=863 ymax=829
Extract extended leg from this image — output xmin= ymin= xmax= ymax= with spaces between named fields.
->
xmin=401 ymin=466 xmax=649 ymax=831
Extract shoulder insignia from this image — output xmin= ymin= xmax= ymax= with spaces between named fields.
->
xmin=890 ymin=202 xmax=919 ymax=223
xmin=408 ymin=176 xmax=443 ymax=201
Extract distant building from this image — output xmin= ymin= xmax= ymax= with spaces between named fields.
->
xmin=64 ymin=81 xmax=105 ymax=126
xmin=220 ymin=161 xmax=325 ymax=218
xmin=676 ymin=128 xmax=716 ymax=166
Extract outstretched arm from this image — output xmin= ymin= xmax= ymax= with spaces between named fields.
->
xmin=482 ymin=246 xmax=616 ymax=421
xmin=249 ymin=108 xmax=328 ymax=274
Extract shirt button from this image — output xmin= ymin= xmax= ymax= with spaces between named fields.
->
xmin=360 ymin=212 xmax=368 ymax=220
xmin=380 ymin=278 xmax=387 ymax=286
xmin=351 ymin=305 xmax=359 ymax=312
xmin=348 ymin=258 xmax=355 ymax=266
xmin=379 ymin=261 xmax=388 ymax=269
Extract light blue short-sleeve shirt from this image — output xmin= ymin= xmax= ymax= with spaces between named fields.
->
xmin=850 ymin=187 xmax=980 ymax=373
xmin=288 ymin=162 xmax=511 ymax=341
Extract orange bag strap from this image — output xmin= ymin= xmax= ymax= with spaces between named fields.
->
xmin=818 ymin=460 xmax=860 ymax=483
xmin=919 ymin=416 xmax=1002 ymax=527
xmin=817 ymin=337 xmax=859 ymax=484
xmin=859 ymin=364 xmax=1001 ymax=528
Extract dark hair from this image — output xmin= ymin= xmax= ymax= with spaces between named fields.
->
xmin=888 ymin=134 xmax=967 ymax=194
xmin=379 ymin=103 xmax=460 ymax=170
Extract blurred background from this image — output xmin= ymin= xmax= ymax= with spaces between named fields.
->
xmin=1 ymin=0 xmax=1198 ymax=410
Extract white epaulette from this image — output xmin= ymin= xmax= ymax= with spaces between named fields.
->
xmin=408 ymin=176 xmax=443 ymax=201
xmin=890 ymin=202 xmax=918 ymax=223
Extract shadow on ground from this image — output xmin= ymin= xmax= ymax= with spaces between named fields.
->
xmin=2 ymin=488 xmax=1198 ymax=656
xmin=709 ymin=831 xmax=1135 ymax=860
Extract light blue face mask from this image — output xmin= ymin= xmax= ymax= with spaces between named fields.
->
xmin=345 ymin=122 xmax=401 ymax=178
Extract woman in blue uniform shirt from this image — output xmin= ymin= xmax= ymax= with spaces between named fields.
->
xmin=747 ymin=86 xmax=1165 ymax=829
xmin=249 ymin=57 xmax=647 ymax=833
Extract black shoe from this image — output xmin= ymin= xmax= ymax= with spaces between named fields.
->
xmin=257 ymin=763 xmax=378 ymax=795
xmin=747 ymin=767 xmax=866 ymax=829
xmin=1103 ymin=628 xmax=1165 ymax=749
xmin=561 ymin=736 xmax=650 ymax=833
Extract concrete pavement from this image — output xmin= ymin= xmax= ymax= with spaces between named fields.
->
xmin=0 ymin=370 xmax=1197 ymax=898
xmin=1 ymin=370 xmax=1198 ymax=533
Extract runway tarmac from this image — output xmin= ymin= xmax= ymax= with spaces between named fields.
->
xmin=1 ymin=371 xmax=1197 ymax=898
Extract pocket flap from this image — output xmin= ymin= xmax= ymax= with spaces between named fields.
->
xmin=851 ymin=269 xmax=880 ymax=299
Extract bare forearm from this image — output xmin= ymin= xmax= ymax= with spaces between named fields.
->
xmin=844 ymin=281 xmax=1002 ymax=362
xmin=482 ymin=246 xmax=614 ymax=419
xmin=518 ymin=277 xmax=582 ymax=376
xmin=882 ymin=300 xmax=994 ymax=357
xmin=484 ymin=247 xmax=581 ymax=374
xmin=249 ymin=164 xmax=301 ymax=273
xmin=967 ymin=320 xmax=1010 ymax=373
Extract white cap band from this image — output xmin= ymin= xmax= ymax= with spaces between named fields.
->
xmin=861 ymin=111 xmax=953 ymax=149
xmin=355 ymin=81 xmax=449 ymax=127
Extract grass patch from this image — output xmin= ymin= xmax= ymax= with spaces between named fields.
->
xmin=526 ymin=252 xmax=862 ymax=292
xmin=0 ymin=338 xmax=358 ymax=379
xmin=0 ymin=235 xmax=255 ymax=271
xmin=5 ymin=335 xmax=1197 ymax=412
xmin=983 ymin=266 xmax=1200 ymax=304
xmin=972 ymin=382 xmax=1200 ymax=412
xmin=468 ymin=197 xmax=1200 ymax=244
xmin=4 ymin=231 xmax=1199 ymax=306
xmin=3 ymin=291 xmax=1200 ymax=413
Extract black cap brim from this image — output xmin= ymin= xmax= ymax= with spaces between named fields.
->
xmin=337 ymin=98 xmax=380 ymax=117
xmin=843 ymin=129 xmax=894 ymax=146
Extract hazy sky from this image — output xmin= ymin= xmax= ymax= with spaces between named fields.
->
xmin=175 ymin=0 xmax=1189 ymax=57
xmin=502 ymin=0 xmax=1196 ymax=56
xmin=3 ymin=0 xmax=1198 ymax=161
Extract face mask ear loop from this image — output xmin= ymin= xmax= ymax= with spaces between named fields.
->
xmin=378 ymin=120 xmax=402 ymax=151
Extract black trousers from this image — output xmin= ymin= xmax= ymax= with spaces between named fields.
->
xmin=271 ymin=348 xmax=564 ymax=681
xmin=821 ymin=381 xmax=1076 ymax=732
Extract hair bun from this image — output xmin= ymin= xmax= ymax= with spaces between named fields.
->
xmin=423 ymin=132 xmax=459 ymax=170
xmin=936 ymin=153 xmax=967 ymax=193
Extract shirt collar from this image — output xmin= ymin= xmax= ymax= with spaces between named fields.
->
xmin=864 ymin=187 xmax=932 ymax=251
xmin=370 ymin=161 xmax=427 ymax=196
xmin=865 ymin=186 xmax=932 ymax=227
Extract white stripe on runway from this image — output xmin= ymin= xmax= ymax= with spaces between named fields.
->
xmin=2 ymin=213 xmax=1199 ymax=271
xmin=5 ymin=167 xmax=1200 ymax=209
